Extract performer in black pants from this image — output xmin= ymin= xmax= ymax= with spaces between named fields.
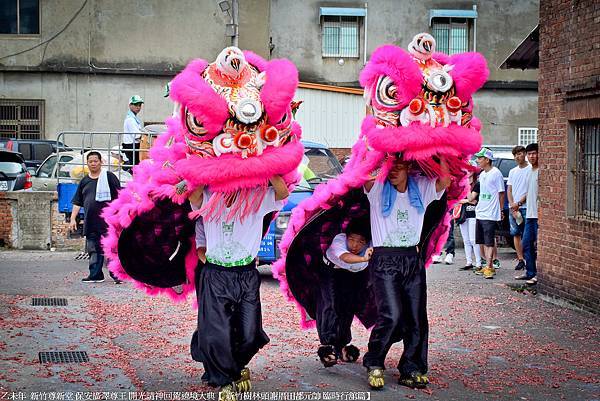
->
xmin=363 ymin=157 xmax=450 ymax=390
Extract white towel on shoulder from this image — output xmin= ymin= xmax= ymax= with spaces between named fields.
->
xmin=95 ymin=169 xmax=112 ymax=202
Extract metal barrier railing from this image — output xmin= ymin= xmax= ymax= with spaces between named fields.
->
xmin=54 ymin=131 xmax=160 ymax=187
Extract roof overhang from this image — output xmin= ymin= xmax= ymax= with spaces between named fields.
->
xmin=500 ymin=25 xmax=539 ymax=70
xmin=429 ymin=8 xmax=478 ymax=26
xmin=319 ymin=7 xmax=367 ymax=18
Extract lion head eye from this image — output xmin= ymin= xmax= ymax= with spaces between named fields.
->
xmin=375 ymin=76 xmax=399 ymax=108
xmin=185 ymin=108 xmax=208 ymax=137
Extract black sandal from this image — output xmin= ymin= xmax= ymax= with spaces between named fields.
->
xmin=338 ymin=344 xmax=360 ymax=363
xmin=318 ymin=345 xmax=338 ymax=367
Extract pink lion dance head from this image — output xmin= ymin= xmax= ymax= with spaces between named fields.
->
xmin=102 ymin=47 xmax=303 ymax=302
xmin=273 ymin=33 xmax=489 ymax=328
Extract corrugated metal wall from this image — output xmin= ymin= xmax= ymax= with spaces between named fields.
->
xmin=294 ymin=87 xmax=366 ymax=148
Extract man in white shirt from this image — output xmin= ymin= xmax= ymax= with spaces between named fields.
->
xmin=122 ymin=95 xmax=144 ymax=170
xmin=473 ymin=148 xmax=505 ymax=279
xmin=316 ymin=220 xmax=373 ymax=368
xmin=518 ymin=143 xmax=539 ymax=284
xmin=187 ymin=177 xmax=289 ymax=395
xmin=507 ymin=145 xmax=530 ymax=271
xmin=362 ymin=157 xmax=450 ymax=390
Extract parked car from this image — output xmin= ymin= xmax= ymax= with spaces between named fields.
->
xmin=0 ymin=139 xmax=71 ymax=170
xmin=0 ymin=150 xmax=32 ymax=191
xmin=31 ymin=150 xmax=132 ymax=191
xmin=258 ymin=140 xmax=344 ymax=264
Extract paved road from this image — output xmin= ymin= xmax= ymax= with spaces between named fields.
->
xmin=0 ymin=248 xmax=598 ymax=400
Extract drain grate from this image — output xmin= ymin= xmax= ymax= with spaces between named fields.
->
xmin=39 ymin=351 xmax=89 ymax=363
xmin=32 ymin=298 xmax=68 ymax=306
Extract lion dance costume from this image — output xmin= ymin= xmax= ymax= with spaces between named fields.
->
xmin=273 ymin=33 xmax=488 ymax=389
xmin=102 ymin=47 xmax=303 ymax=400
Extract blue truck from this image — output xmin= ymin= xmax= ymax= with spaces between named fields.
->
xmin=258 ymin=140 xmax=344 ymax=263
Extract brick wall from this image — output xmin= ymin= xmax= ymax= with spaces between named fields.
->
xmin=0 ymin=191 xmax=83 ymax=250
xmin=538 ymin=0 xmax=600 ymax=313
xmin=0 ymin=193 xmax=16 ymax=247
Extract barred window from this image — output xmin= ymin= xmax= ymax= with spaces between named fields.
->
xmin=322 ymin=16 xmax=359 ymax=58
xmin=431 ymin=18 xmax=471 ymax=55
xmin=0 ymin=99 xmax=44 ymax=139
xmin=0 ymin=0 xmax=40 ymax=34
xmin=571 ymin=120 xmax=600 ymax=221
xmin=518 ymin=127 xmax=538 ymax=146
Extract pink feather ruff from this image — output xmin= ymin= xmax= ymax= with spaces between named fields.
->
xmin=101 ymin=53 xmax=303 ymax=304
xmin=274 ymin=43 xmax=488 ymax=328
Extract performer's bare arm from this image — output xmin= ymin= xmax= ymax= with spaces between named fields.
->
xmin=339 ymin=247 xmax=373 ymax=264
xmin=188 ymin=185 xmax=205 ymax=209
xmin=69 ymin=205 xmax=81 ymax=231
xmin=435 ymin=157 xmax=452 ymax=192
xmin=270 ymin=175 xmax=290 ymax=201
xmin=364 ymin=177 xmax=376 ymax=193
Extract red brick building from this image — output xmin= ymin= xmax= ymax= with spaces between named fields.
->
xmin=537 ymin=0 xmax=600 ymax=313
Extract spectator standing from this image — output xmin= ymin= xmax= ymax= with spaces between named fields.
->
xmin=122 ymin=95 xmax=144 ymax=170
xmin=516 ymin=143 xmax=539 ymax=284
xmin=507 ymin=146 xmax=531 ymax=271
xmin=69 ymin=152 xmax=122 ymax=283
xmin=431 ymin=219 xmax=455 ymax=265
xmin=473 ymin=148 xmax=505 ymax=279
xmin=458 ymin=169 xmax=481 ymax=270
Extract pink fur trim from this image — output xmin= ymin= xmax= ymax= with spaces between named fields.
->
xmin=169 ymin=59 xmax=230 ymax=136
xmin=176 ymin=139 xmax=304 ymax=193
xmin=447 ymin=52 xmax=489 ymax=101
xmin=359 ymin=45 xmax=423 ymax=108
xmin=361 ymin=116 xmax=482 ymax=157
xmin=261 ymin=59 xmax=299 ymax=124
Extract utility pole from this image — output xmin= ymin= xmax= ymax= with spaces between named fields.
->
xmin=232 ymin=0 xmax=239 ymax=47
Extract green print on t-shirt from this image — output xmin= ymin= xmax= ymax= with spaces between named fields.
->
xmin=383 ymin=209 xmax=417 ymax=247
xmin=211 ymin=221 xmax=251 ymax=264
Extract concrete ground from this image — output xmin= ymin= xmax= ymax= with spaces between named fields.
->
xmin=0 ymin=247 xmax=598 ymax=401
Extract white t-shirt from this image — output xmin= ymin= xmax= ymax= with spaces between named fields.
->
xmin=325 ymin=233 xmax=369 ymax=272
xmin=201 ymin=188 xmax=283 ymax=267
xmin=475 ymin=167 xmax=505 ymax=221
xmin=123 ymin=113 xmax=142 ymax=144
xmin=526 ymin=168 xmax=539 ymax=219
xmin=366 ymin=177 xmax=443 ymax=247
xmin=507 ymin=164 xmax=531 ymax=207
xmin=195 ymin=218 xmax=206 ymax=248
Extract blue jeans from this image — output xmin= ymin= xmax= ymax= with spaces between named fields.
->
xmin=509 ymin=207 xmax=527 ymax=236
xmin=522 ymin=218 xmax=538 ymax=278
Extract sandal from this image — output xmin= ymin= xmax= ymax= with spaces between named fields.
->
xmin=338 ymin=344 xmax=360 ymax=363
xmin=318 ymin=345 xmax=338 ymax=367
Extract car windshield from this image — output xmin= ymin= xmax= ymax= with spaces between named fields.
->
xmin=0 ymin=162 xmax=23 ymax=174
xmin=295 ymin=147 xmax=343 ymax=191
xmin=496 ymin=159 xmax=518 ymax=179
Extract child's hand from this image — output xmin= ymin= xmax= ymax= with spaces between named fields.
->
xmin=363 ymin=247 xmax=374 ymax=262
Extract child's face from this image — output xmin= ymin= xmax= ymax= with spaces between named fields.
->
xmin=346 ymin=233 xmax=367 ymax=255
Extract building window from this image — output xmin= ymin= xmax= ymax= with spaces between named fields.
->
xmin=431 ymin=18 xmax=472 ymax=54
xmin=0 ymin=0 xmax=40 ymax=35
xmin=0 ymin=100 xmax=44 ymax=139
xmin=322 ymin=16 xmax=359 ymax=58
xmin=518 ymin=127 xmax=538 ymax=146
xmin=571 ymin=119 xmax=600 ymax=221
